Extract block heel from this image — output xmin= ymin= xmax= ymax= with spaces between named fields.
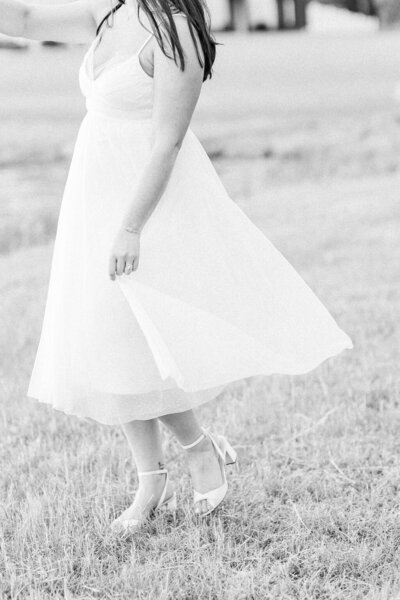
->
xmin=179 ymin=427 xmax=237 ymax=517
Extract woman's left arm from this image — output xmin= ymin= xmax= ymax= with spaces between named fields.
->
xmin=109 ymin=19 xmax=204 ymax=281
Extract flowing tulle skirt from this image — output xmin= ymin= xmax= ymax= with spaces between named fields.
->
xmin=27 ymin=111 xmax=353 ymax=425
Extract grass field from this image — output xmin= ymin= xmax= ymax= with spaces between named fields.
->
xmin=1 ymin=31 xmax=400 ymax=599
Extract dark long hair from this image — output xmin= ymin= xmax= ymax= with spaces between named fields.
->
xmin=96 ymin=0 xmax=217 ymax=81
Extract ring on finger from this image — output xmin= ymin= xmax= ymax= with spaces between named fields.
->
xmin=125 ymin=263 xmax=133 ymax=273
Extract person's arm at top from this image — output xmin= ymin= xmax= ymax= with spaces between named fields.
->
xmin=109 ymin=17 xmax=204 ymax=280
xmin=0 ymin=0 xmax=96 ymax=44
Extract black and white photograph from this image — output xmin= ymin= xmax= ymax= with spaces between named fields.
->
xmin=0 ymin=0 xmax=398 ymax=597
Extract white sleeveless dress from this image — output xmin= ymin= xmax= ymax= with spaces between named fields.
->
xmin=27 ymin=13 xmax=353 ymax=425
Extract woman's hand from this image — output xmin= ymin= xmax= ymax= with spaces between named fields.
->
xmin=0 ymin=0 xmax=95 ymax=43
xmin=109 ymin=227 xmax=140 ymax=281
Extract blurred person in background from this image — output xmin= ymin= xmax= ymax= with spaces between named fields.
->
xmin=0 ymin=0 xmax=352 ymax=534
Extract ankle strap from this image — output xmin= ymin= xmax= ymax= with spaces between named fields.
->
xmin=137 ymin=468 xmax=168 ymax=476
xmin=179 ymin=430 xmax=207 ymax=450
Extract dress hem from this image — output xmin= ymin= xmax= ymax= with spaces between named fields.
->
xmin=26 ymin=338 xmax=353 ymax=426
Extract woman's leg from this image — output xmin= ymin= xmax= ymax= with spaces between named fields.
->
xmin=117 ymin=418 xmax=174 ymax=521
xmin=159 ymin=410 xmax=224 ymax=515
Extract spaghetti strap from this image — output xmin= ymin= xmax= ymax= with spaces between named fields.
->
xmin=137 ymin=34 xmax=154 ymax=56
xmin=137 ymin=13 xmax=187 ymax=54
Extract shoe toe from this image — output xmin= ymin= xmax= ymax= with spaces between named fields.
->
xmin=111 ymin=516 xmax=141 ymax=532
xmin=194 ymin=498 xmax=215 ymax=516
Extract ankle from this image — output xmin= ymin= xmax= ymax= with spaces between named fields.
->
xmin=137 ymin=462 xmax=166 ymax=476
xmin=184 ymin=435 xmax=213 ymax=455
xmin=138 ymin=474 xmax=165 ymax=485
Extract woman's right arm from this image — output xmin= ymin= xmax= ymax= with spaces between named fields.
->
xmin=0 ymin=0 xmax=97 ymax=44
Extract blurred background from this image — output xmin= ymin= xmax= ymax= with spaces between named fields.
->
xmin=1 ymin=1 xmax=400 ymax=596
xmin=0 ymin=0 xmax=398 ymax=255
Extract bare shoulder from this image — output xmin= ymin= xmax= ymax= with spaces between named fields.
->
xmin=171 ymin=14 xmax=204 ymax=63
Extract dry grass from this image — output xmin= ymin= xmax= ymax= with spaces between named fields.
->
xmin=0 ymin=31 xmax=400 ymax=599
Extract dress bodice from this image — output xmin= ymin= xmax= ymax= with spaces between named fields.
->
xmin=79 ymin=5 xmax=194 ymax=121
xmin=79 ymin=31 xmax=154 ymax=121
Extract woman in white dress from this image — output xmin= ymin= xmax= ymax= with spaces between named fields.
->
xmin=1 ymin=0 xmax=352 ymax=531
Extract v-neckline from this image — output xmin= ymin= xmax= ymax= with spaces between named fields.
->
xmin=86 ymin=4 xmax=186 ymax=83
xmin=88 ymin=31 xmax=153 ymax=83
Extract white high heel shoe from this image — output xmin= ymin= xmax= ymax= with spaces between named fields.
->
xmin=180 ymin=427 xmax=238 ymax=517
xmin=111 ymin=468 xmax=177 ymax=532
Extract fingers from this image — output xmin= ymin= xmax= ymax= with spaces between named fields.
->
xmin=124 ymin=256 xmax=135 ymax=275
xmin=109 ymin=256 xmax=117 ymax=281
xmin=109 ymin=255 xmax=138 ymax=280
xmin=116 ymin=257 xmax=126 ymax=276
